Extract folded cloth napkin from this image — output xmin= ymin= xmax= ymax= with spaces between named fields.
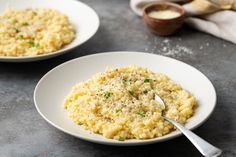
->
xmin=130 ymin=0 xmax=236 ymax=44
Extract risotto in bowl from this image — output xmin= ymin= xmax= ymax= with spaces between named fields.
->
xmin=34 ymin=52 xmax=217 ymax=145
xmin=0 ymin=8 xmax=75 ymax=57
xmin=64 ymin=65 xmax=196 ymax=140
xmin=0 ymin=0 xmax=100 ymax=62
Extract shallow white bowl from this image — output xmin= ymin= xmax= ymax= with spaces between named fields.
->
xmin=0 ymin=0 xmax=99 ymax=62
xmin=34 ymin=51 xmax=217 ymax=146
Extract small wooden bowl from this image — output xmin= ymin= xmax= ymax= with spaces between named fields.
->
xmin=143 ymin=2 xmax=185 ymax=36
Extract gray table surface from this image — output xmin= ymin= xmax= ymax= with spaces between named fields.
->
xmin=0 ymin=0 xmax=236 ymax=157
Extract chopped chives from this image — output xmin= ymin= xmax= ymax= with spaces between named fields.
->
xmin=118 ymin=136 xmax=125 ymax=141
xmin=128 ymin=90 xmax=134 ymax=95
xmin=28 ymin=40 xmax=39 ymax=47
xmin=28 ymin=40 xmax=35 ymax=46
xmin=22 ymin=22 xmax=29 ymax=26
xmin=134 ymin=111 xmax=145 ymax=117
xmin=103 ymin=91 xmax=112 ymax=99
xmin=116 ymin=108 xmax=122 ymax=113
xmin=32 ymin=11 xmax=37 ymax=16
xmin=12 ymin=19 xmax=18 ymax=24
xmin=143 ymin=90 xmax=148 ymax=94
xmin=127 ymin=81 xmax=132 ymax=85
xmin=15 ymin=28 xmax=20 ymax=33
xmin=144 ymin=78 xmax=151 ymax=83
xmin=19 ymin=34 xmax=24 ymax=39
xmin=35 ymin=43 xmax=40 ymax=48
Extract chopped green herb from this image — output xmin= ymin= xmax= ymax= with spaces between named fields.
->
xmin=28 ymin=40 xmax=35 ymax=47
xmin=19 ymin=34 xmax=24 ymax=39
xmin=12 ymin=19 xmax=18 ymax=24
xmin=35 ymin=43 xmax=40 ymax=48
xmin=116 ymin=108 xmax=122 ymax=113
xmin=134 ymin=111 xmax=145 ymax=117
xmin=128 ymin=90 xmax=134 ymax=95
xmin=103 ymin=91 xmax=112 ymax=99
xmin=143 ymin=90 xmax=148 ymax=94
xmin=115 ymin=69 xmax=118 ymax=72
xmin=28 ymin=40 xmax=39 ymax=47
xmin=32 ymin=11 xmax=37 ymax=16
xmin=118 ymin=136 xmax=125 ymax=141
xmin=22 ymin=22 xmax=29 ymax=26
xmin=122 ymin=78 xmax=126 ymax=83
xmin=144 ymin=78 xmax=151 ymax=83
xmin=127 ymin=81 xmax=132 ymax=85
xmin=15 ymin=28 xmax=20 ymax=33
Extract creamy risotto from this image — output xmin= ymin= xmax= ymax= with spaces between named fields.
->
xmin=64 ymin=65 xmax=196 ymax=140
xmin=0 ymin=8 xmax=75 ymax=56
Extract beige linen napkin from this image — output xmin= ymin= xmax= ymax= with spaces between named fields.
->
xmin=130 ymin=0 xmax=236 ymax=44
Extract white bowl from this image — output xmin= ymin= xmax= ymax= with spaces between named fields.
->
xmin=0 ymin=0 xmax=99 ymax=62
xmin=34 ymin=51 xmax=217 ymax=146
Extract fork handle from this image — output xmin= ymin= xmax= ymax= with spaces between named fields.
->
xmin=164 ymin=117 xmax=222 ymax=157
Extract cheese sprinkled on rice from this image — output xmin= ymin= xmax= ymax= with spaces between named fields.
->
xmin=0 ymin=8 xmax=75 ymax=56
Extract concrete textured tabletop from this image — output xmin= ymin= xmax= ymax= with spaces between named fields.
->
xmin=0 ymin=0 xmax=236 ymax=156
